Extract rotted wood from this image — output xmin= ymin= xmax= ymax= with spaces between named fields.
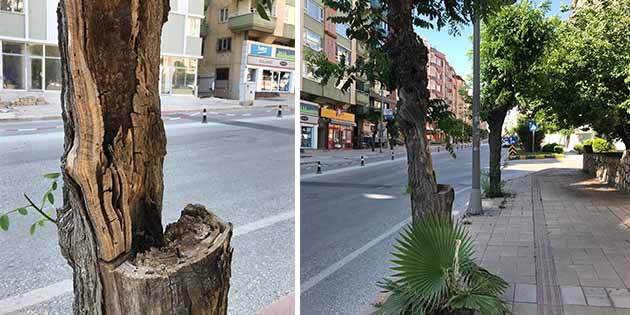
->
xmin=56 ymin=0 xmax=233 ymax=314
xmin=101 ymin=205 xmax=233 ymax=315
xmin=432 ymin=184 xmax=455 ymax=216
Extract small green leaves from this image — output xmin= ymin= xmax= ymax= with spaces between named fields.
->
xmin=30 ymin=223 xmax=37 ymax=235
xmin=46 ymin=192 xmax=54 ymax=205
xmin=43 ymin=172 xmax=60 ymax=179
xmin=0 ymin=214 xmax=9 ymax=231
xmin=38 ymin=219 xmax=45 ymax=227
xmin=16 ymin=207 xmax=28 ymax=215
xmin=52 ymin=181 xmax=58 ymax=191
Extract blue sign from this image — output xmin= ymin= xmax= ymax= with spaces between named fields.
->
xmin=250 ymin=44 xmax=273 ymax=57
xmin=509 ymin=136 xmax=517 ymax=145
xmin=529 ymin=122 xmax=538 ymax=132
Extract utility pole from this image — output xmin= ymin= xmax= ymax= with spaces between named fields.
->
xmin=469 ymin=14 xmax=482 ymax=215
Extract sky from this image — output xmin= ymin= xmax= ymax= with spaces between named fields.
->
xmin=415 ymin=0 xmax=573 ymax=80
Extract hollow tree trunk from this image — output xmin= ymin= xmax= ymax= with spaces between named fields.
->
xmin=487 ymin=107 xmax=508 ymax=197
xmin=56 ymin=1 xmax=232 ymax=314
xmin=385 ymin=0 xmax=451 ymax=222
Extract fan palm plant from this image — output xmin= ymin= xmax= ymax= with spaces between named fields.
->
xmin=376 ymin=213 xmax=511 ymax=315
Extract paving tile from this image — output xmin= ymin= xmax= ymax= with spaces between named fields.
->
xmin=607 ymin=288 xmax=630 ymax=308
xmin=564 ymin=305 xmax=617 ymax=315
xmin=561 ymin=285 xmax=587 ymax=305
xmin=512 ymin=303 xmax=537 ymax=315
xmin=583 ymin=287 xmax=613 ymax=307
xmin=514 ymin=283 xmax=537 ymax=303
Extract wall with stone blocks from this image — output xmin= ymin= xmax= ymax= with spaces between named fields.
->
xmin=583 ymin=151 xmax=630 ymax=193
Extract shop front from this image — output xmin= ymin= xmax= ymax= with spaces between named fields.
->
xmin=244 ymin=42 xmax=295 ymax=94
xmin=300 ymin=101 xmax=320 ymax=149
xmin=321 ymin=108 xmax=355 ymax=150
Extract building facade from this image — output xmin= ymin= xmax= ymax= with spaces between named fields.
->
xmin=300 ymin=0 xmax=395 ymax=150
xmin=198 ymin=0 xmax=296 ymax=100
xmin=0 ymin=0 xmax=204 ymax=100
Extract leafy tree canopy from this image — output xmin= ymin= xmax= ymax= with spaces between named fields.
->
xmin=538 ymin=0 xmax=630 ymax=145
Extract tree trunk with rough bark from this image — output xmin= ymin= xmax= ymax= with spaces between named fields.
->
xmin=56 ymin=1 xmax=233 ymax=314
xmin=487 ymin=107 xmax=508 ymax=197
xmin=385 ymin=0 xmax=452 ymax=222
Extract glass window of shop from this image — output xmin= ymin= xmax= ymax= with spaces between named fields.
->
xmin=1 ymin=0 xmax=22 ymax=12
xmin=2 ymin=41 xmax=25 ymax=89
xmin=301 ymin=126 xmax=315 ymax=149
xmin=1 ymin=42 xmax=62 ymax=91
xmin=160 ymin=57 xmax=196 ymax=95
xmin=45 ymin=46 xmax=62 ymax=90
xmin=261 ymin=70 xmax=291 ymax=93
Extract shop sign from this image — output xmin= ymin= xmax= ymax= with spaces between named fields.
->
xmin=276 ymin=48 xmax=295 ymax=61
xmin=300 ymin=115 xmax=319 ymax=125
xmin=250 ymin=44 xmax=273 ymax=57
xmin=247 ymin=56 xmax=295 ymax=70
xmin=321 ymin=108 xmax=355 ymax=123
xmin=383 ymin=108 xmax=394 ymax=120
xmin=300 ymin=103 xmax=319 ymax=116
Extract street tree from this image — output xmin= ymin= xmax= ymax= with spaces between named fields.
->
xmin=479 ymin=0 xmax=554 ymax=197
xmin=539 ymin=0 xmax=630 ymax=147
xmin=308 ymin=0 xmax=508 ymax=222
xmin=3 ymin=0 xmax=276 ymax=314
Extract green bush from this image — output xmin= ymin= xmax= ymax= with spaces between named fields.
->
xmin=592 ymin=138 xmax=611 ymax=153
xmin=542 ymin=143 xmax=559 ymax=153
xmin=515 ymin=116 xmax=546 ymax=152
xmin=377 ymin=213 xmax=510 ymax=315
xmin=554 ymin=145 xmax=564 ymax=154
xmin=574 ymin=144 xmax=584 ymax=154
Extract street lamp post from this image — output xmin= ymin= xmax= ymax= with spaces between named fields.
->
xmin=469 ymin=14 xmax=482 ymax=215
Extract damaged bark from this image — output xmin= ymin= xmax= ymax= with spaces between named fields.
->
xmin=56 ymin=1 xmax=232 ymax=314
xmin=487 ymin=107 xmax=509 ymax=197
xmin=385 ymin=0 xmax=453 ymax=222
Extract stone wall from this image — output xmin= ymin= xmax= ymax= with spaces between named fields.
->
xmin=583 ymin=151 xmax=630 ymax=192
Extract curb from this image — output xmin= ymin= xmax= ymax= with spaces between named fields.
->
xmin=508 ymin=153 xmax=565 ymax=160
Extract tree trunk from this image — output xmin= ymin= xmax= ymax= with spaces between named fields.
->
xmin=487 ymin=107 xmax=508 ymax=197
xmin=56 ymin=1 xmax=232 ymax=314
xmin=385 ymin=0 xmax=450 ymax=223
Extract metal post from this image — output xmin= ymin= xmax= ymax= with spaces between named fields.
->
xmin=202 ymin=108 xmax=207 ymax=124
xmin=532 ymin=130 xmax=535 ymax=153
xmin=277 ymin=105 xmax=282 ymax=118
xmin=361 ymin=155 xmax=365 ymax=166
xmin=469 ymin=14 xmax=482 ymax=215
xmin=317 ymin=161 xmax=322 ymax=174
xmin=391 ymin=151 xmax=394 ymax=160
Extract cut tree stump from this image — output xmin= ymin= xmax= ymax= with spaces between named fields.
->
xmin=433 ymin=184 xmax=455 ymax=216
xmin=101 ymin=204 xmax=233 ymax=315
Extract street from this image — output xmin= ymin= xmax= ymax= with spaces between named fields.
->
xmin=300 ymin=144 xmax=553 ymax=314
xmin=0 ymin=107 xmax=295 ymax=315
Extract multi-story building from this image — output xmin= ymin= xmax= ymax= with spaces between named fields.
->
xmin=0 ymin=0 xmax=204 ymax=101
xmin=300 ymin=0 xmax=395 ymax=150
xmin=198 ymin=0 xmax=296 ymax=100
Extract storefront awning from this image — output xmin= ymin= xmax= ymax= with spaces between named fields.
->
xmin=330 ymin=119 xmax=357 ymax=127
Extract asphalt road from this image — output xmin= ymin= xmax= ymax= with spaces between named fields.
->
xmin=300 ymin=144 xmax=520 ymax=314
xmin=0 ymin=109 xmax=294 ymax=315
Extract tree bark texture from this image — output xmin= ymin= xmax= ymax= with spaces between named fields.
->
xmin=487 ymin=107 xmax=508 ymax=197
xmin=56 ymin=1 xmax=232 ymax=314
xmin=385 ymin=0 xmax=452 ymax=222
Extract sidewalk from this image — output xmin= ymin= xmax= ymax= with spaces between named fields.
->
xmin=466 ymin=162 xmax=630 ymax=314
xmin=0 ymin=94 xmax=294 ymax=121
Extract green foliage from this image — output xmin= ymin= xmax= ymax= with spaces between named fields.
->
xmin=539 ymin=0 xmax=630 ymax=146
xmin=554 ymin=145 xmax=564 ymax=154
xmin=591 ymin=138 xmax=612 ymax=153
xmin=573 ymin=144 xmax=584 ymax=154
xmin=583 ymin=139 xmax=593 ymax=147
xmin=377 ymin=213 xmax=510 ymax=315
xmin=515 ymin=115 xmax=546 ymax=152
xmin=1 ymin=173 xmax=59 ymax=235
xmin=542 ymin=143 xmax=559 ymax=153
xmin=481 ymin=170 xmax=505 ymax=197
xmin=253 ymin=0 xmax=275 ymax=20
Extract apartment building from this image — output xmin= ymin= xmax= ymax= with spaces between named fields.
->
xmin=0 ymin=0 xmax=204 ymax=101
xmin=198 ymin=0 xmax=296 ymax=100
xmin=301 ymin=0 xmax=394 ymax=150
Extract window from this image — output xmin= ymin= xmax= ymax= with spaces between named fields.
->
xmin=160 ymin=57 xmax=196 ymax=95
xmin=216 ymin=68 xmax=230 ymax=81
xmin=435 ymin=58 xmax=443 ymax=66
xmin=336 ymin=45 xmax=350 ymax=65
xmin=261 ymin=70 xmax=292 ymax=92
xmin=2 ymin=42 xmax=25 ymax=89
xmin=219 ymin=8 xmax=229 ymax=22
xmin=187 ymin=17 xmax=200 ymax=37
xmin=44 ymin=46 xmax=61 ymax=90
xmin=28 ymin=45 xmax=43 ymax=90
xmin=0 ymin=0 xmax=23 ymax=12
xmin=304 ymin=28 xmax=322 ymax=51
xmin=356 ymin=80 xmax=369 ymax=94
xmin=336 ymin=23 xmax=349 ymax=38
xmin=304 ymin=0 xmax=324 ymax=22
xmin=216 ymin=37 xmax=232 ymax=52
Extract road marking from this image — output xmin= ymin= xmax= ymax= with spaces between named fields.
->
xmin=226 ymin=113 xmax=236 ymax=117
xmin=189 ymin=112 xmax=200 ymax=117
xmin=242 ymin=113 xmax=252 ymax=117
xmin=209 ymin=111 xmax=219 ymax=115
xmin=301 ymin=188 xmax=471 ymax=294
xmin=169 ymin=117 xmax=181 ymax=121
xmin=0 ymin=211 xmax=294 ymax=314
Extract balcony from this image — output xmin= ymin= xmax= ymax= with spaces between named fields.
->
xmin=228 ymin=13 xmax=276 ymax=33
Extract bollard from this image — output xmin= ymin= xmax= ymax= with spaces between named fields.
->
xmin=391 ymin=151 xmax=395 ymax=160
xmin=202 ymin=108 xmax=207 ymax=124
xmin=437 ymin=146 xmax=440 ymax=152
xmin=317 ymin=161 xmax=322 ymax=174
xmin=277 ymin=105 xmax=282 ymax=118
xmin=361 ymin=155 xmax=365 ymax=166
